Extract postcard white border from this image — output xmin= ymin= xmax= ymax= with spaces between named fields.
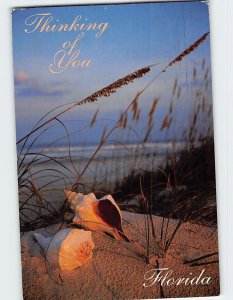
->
xmin=0 ymin=0 xmax=231 ymax=299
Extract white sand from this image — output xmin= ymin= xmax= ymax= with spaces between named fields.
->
xmin=21 ymin=212 xmax=220 ymax=299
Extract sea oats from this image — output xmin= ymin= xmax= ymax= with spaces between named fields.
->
xmin=167 ymin=32 xmax=209 ymax=68
xmin=90 ymin=109 xmax=99 ymax=127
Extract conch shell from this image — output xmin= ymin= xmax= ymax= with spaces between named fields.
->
xmin=34 ymin=228 xmax=94 ymax=271
xmin=64 ymin=190 xmax=129 ymax=242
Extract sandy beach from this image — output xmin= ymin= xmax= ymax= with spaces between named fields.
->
xmin=21 ymin=211 xmax=219 ymax=299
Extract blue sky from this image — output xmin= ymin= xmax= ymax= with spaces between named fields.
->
xmin=12 ymin=1 xmax=212 ymax=145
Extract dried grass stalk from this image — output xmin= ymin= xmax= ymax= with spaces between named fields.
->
xmin=77 ymin=67 xmax=151 ymax=106
xmin=131 ymin=98 xmax=139 ymax=121
xmin=160 ymin=115 xmax=172 ymax=131
xmin=167 ymin=32 xmax=209 ymax=68
xmin=202 ymin=96 xmax=206 ymax=112
xmin=149 ymin=97 xmax=160 ymax=118
xmin=90 ymin=109 xmax=99 ymax=127
xmin=204 ymin=68 xmax=209 ymax=80
xmin=172 ymin=79 xmax=178 ymax=96
xmin=143 ymin=124 xmax=153 ymax=143
xmin=143 ymin=97 xmax=160 ymax=142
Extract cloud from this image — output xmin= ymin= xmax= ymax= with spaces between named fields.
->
xmin=14 ymin=71 xmax=65 ymax=97
xmin=14 ymin=71 xmax=30 ymax=84
xmin=17 ymin=85 xmax=65 ymax=97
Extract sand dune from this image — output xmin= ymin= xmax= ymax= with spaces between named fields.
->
xmin=21 ymin=212 xmax=219 ymax=299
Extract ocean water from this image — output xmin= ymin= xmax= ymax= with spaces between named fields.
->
xmin=18 ymin=141 xmax=187 ymax=190
xmin=28 ymin=141 xmax=186 ymax=159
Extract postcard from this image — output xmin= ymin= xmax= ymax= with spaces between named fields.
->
xmin=12 ymin=1 xmax=220 ymax=298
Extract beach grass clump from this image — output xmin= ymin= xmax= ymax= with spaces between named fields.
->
xmin=114 ymin=137 xmax=216 ymax=224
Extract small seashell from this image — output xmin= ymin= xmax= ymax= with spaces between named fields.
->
xmin=34 ymin=228 xmax=94 ymax=271
xmin=64 ymin=190 xmax=129 ymax=242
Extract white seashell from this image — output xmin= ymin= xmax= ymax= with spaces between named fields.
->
xmin=34 ymin=228 xmax=94 ymax=271
xmin=64 ymin=190 xmax=129 ymax=242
